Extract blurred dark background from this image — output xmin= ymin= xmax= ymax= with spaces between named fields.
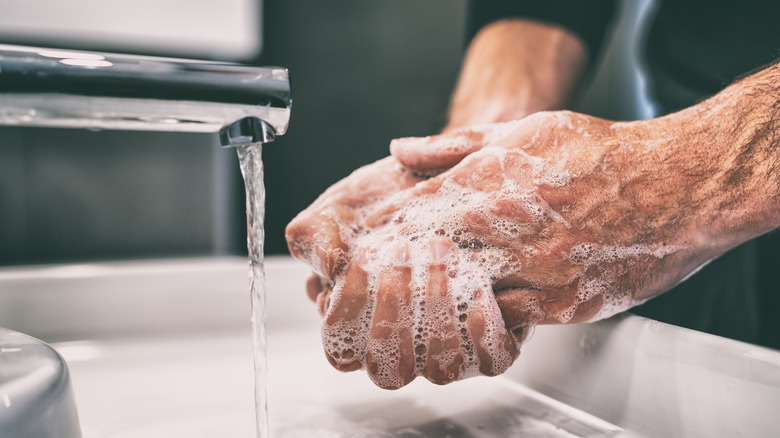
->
xmin=257 ymin=1 xmax=469 ymax=256
xmin=0 ymin=0 xmax=469 ymax=264
xmin=0 ymin=0 xmax=652 ymax=265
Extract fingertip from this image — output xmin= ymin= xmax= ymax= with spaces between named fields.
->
xmin=390 ymin=128 xmax=485 ymax=173
xmin=467 ymin=286 xmax=519 ymax=378
xmin=388 ymin=135 xmax=429 ymax=162
xmin=325 ymin=350 xmax=362 ymax=372
xmin=284 ymin=218 xmax=311 ymax=262
xmin=424 ymin=353 xmax=464 ymax=386
xmin=394 ymin=243 xmax=410 ymax=263
xmin=366 ymin=350 xmax=417 ymax=390
xmin=366 ymin=264 xmax=416 ymax=390
xmin=305 ymin=273 xmax=325 ymax=302
xmin=316 ymin=288 xmax=332 ymax=316
xmin=321 ymin=262 xmax=371 ymax=376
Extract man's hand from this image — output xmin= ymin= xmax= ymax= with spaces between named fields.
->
xmin=389 ymin=112 xmax=715 ymax=331
xmin=286 ymin=154 xmax=525 ymax=389
xmin=284 ymin=19 xmax=591 ymax=389
xmin=286 ymin=157 xmax=425 ymax=307
xmin=286 ymin=44 xmax=779 ymax=390
xmin=390 ymin=59 xmax=780 ymax=338
xmin=285 ymin=18 xmax=588 ymax=309
xmin=288 ymin=111 xmax=706 ymax=389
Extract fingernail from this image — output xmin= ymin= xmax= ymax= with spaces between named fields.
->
xmin=316 ymin=244 xmax=332 ymax=279
xmin=395 ymin=243 xmax=410 ymax=263
xmin=430 ymin=240 xmax=450 ymax=263
xmin=317 ymin=290 xmax=331 ymax=316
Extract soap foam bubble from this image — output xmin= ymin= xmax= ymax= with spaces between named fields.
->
xmin=317 ymin=143 xmax=684 ymax=388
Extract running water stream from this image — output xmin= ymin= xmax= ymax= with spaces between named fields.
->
xmin=236 ymin=144 xmax=269 ymax=438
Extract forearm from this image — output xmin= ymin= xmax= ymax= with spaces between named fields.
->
xmin=446 ymin=19 xmax=588 ymax=131
xmin=622 ymin=61 xmax=780 ymax=256
xmin=687 ymin=61 xmax=780 ymax=249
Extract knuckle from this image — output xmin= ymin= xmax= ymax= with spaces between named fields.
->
xmin=316 ymin=245 xmax=348 ymax=280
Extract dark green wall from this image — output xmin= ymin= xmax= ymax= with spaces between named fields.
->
xmin=256 ymin=0 xmax=468 ymax=254
xmin=0 ymin=1 xmax=468 ymax=264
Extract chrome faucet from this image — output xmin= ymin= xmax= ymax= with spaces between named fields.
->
xmin=0 ymin=45 xmax=291 ymax=147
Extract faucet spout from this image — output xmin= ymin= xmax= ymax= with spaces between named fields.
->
xmin=220 ymin=117 xmax=276 ymax=148
xmin=0 ymin=45 xmax=291 ymax=144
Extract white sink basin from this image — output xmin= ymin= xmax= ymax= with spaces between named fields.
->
xmin=0 ymin=328 xmax=81 ymax=438
xmin=55 ymin=331 xmax=619 ymax=438
xmin=1 ymin=256 xmax=779 ymax=437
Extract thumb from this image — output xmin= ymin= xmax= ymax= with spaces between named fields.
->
xmin=390 ymin=125 xmax=493 ymax=174
xmin=390 ymin=120 xmax=532 ymax=174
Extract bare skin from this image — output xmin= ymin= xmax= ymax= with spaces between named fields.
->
xmin=390 ymin=67 xmax=780 ymax=331
xmin=445 ymin=19 xmax=588 ymax=131
xmin=290 ymin=19 xmax=585 ymax=285
xmin=287 ymin=20 xmax=585 ymax=388
xmin=286 ymin=19 xmax=780 ymax=389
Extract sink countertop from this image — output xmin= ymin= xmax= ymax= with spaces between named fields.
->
xmin=2 ymin=256 xmax=779 ymax=437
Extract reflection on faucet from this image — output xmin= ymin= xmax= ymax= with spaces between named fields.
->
xmin=0 ymin=45 xmax=291 ymax=147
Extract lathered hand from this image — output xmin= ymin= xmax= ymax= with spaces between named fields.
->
xmin=286 ymin=155 xmax=521 ymax=389
xmin=389 ymin=112 xmax=712 ymax=333
xmin=286 ymin=156 xmax=424 ymax=304
xmin=295 ymin=110 xmax=710 ymax=389
xmin=390 ymin=80 xmax=780 ymax=338
xmin=287 ymin=62 xmax=780 ymax=390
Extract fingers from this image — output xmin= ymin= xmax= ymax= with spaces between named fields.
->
xmin=391 ymin=115 xmax=564 ymax=175
xmin=305 ymin=273 xmax=326 ymax=302
xmin=494 ymin=281 xmax=606 ymax=330
xmin=417 ymin=241 xmax=521 ymax=383
xmin=286 ymin=156 xmax=424 ymax=281
xmin=390 ymin=125 xmax=492 ymax=174
xmin=321 ymin=259 xmax=370 ymax=372
xmin=317 ymin=238 xmax=532 ymax=388
xmin=391 ymin=112 xmax=597 ymax=176
xmin=421 ymin=267 xmax=465 ymax=385
xmin=307 ymin=273 xmax=333 ymax=317
xmin=418 ymin=240 xmax=467 ymax=385
xmin=468 ymin=283 xmax=520 ymax=377
xmin=365 ymin=244 xmax=416 ymax=389
xmin=286 ymin=210 xmax=349 ymax=281
xmin=315 ymin=287 xmax=332 ymax=317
